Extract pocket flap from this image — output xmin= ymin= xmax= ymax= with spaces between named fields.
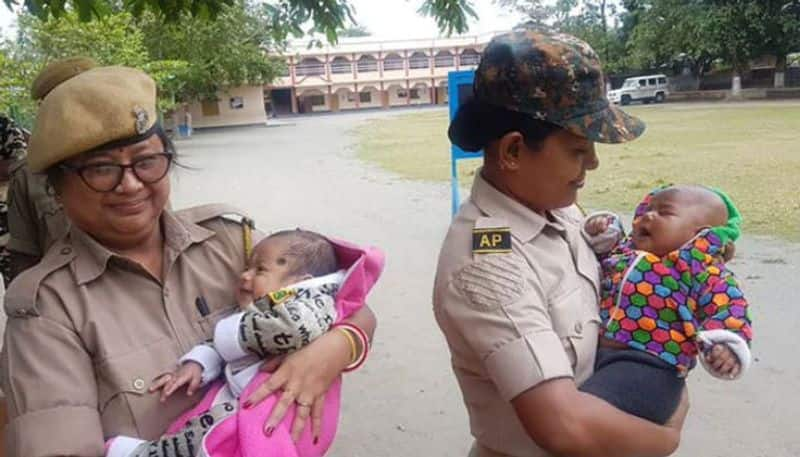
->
xmin=95 ymin=337 xmax=182 ymax=409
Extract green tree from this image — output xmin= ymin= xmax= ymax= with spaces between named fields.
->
xmin=629 ymin=0 xmax=800 ymax=91
xmin=4 ymin=2 xmax=287 ymax=115
xmin=15 ymin=11 xmax=149 ymax=67
xmin=496 ymin=0 xmax=629 ymax=73
xmin=744 ymin=0 xmax=800 ymax=87
xmin=338 ymin=24 xmax=370 ymax=37
xmin=5 ymin=11 xmax=179 ymax=117
xmin=0 ymin=43 xmax=39 ymax=127
xmin=627 ymin=0 xmax=717 ymax=89
xmin=138 ymin=2 xmax=285 ymax=103
xmin=3 ymin=0 xmax=477 ymax=41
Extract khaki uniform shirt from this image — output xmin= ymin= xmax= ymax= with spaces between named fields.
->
xmin=0 ymin=204 xmax=253 ymax=457
xmin=6 ymin=159 xmax=68 ymax=259
xmin=433 ymin=172 xmax=602 ymax=457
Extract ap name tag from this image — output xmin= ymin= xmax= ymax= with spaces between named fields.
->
xmin=472 ymin=228 xmax=512 ymax=254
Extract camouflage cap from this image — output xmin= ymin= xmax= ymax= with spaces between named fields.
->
xmin=451 ymin=26 xmax=645 ymax=146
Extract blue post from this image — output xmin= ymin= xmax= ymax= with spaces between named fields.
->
xmin=447 ymin=70 xmax=484 ymax=218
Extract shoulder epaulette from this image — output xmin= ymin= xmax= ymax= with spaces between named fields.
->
xmin=175 ymin=203 xmax=251 ymax=225
xmin=4 ymin=239 xmax=75 ymax=318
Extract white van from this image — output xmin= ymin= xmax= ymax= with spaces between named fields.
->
xmin=608 ymin=74 xmax=670 ymax=105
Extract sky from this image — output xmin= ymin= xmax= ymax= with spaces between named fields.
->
xmin=0 ymin=0 xmax=527 ymax=40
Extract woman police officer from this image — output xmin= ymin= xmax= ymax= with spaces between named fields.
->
xmin=0 ymin=65 xmax=375 ymax=456
xmin=433 ymin=27 xmax=687 ymax=457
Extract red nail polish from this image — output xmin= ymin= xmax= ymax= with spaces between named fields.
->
xmin=313 ymin=437 xmax=319 ymax=445
xmin=265 ymin=426 xmax=274 ymax=437
xmin=243 ymin=401 xmax=252 ymax=409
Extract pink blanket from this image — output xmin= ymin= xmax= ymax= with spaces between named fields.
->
xmin=166 ymin=238 xmax=384 ymax=457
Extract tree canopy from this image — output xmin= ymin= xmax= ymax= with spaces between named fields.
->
xmin=498 ymin=0 xmax=800 ymax=85
xmin=2 ymin=0 xmax=477 ymax=42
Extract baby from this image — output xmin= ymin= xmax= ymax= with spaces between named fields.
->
xmin=579 ymin=185 xmax=753 ymax=424
xmin=106 ymin=229 xmax=379 ymax=457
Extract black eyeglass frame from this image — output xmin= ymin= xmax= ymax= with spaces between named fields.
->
xmin=59 ymin=152 xmax=175 ymax=193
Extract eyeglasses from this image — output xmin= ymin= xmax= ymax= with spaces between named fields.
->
xmin=60 ymin=152 xmax=174 ymax=193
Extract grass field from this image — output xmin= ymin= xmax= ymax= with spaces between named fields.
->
xmin=353 ymin=102 xmax=800 ymax=240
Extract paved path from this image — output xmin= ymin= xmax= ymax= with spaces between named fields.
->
xmin=172 ymin=108 xmax=799 ymax=457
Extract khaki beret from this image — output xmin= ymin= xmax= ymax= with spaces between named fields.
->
xmin=28 ymin=66 xmax=158 ymax=173
xmin=31 ymin=57 xmax=98 ymax=101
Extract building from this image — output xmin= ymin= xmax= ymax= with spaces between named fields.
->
xmin=267 ymin=33 xmax=496 ymax=115
xmin=180 ymin=32 xmax=499 ymax=128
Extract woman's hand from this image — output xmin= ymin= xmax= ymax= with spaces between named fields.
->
xmin=244 ymin=330 xmax=352 ymax=442
xmin=244 ymin=306 xmax=375 ymax=442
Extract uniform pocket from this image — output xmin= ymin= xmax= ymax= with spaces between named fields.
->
xmin=95 ymin=337 xmax=199 ymax=438
xmin=95 ymin=337 xmax=180 ymax=412
xmin=549 ymin=286 xmax=601 ymax=369
xmin=196 ymin=304 xmax=238 ymax=338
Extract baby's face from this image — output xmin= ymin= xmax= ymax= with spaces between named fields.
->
xmin=236 ymin=237 xmax=308 ymax=306
xmin=631 ymin=189 xmax=722 ymax=256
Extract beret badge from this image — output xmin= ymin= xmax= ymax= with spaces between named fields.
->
xmin=133 ymin=106 xmax=149 ymax=134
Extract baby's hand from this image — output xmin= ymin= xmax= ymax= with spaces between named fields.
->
xmin=149 ymin=361 xmax=204 ymax=402
xmin=705 ymin=344 xmax=741 ymax=379
xmin=585 ymin=214 xmax=613 ymax=236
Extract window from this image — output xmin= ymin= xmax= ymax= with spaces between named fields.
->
xmin=359 ymin=92 xmax=372 ymax=103
xmin=434 ymin=51 xmax=454 ymax=68
xmin=658 ymin=77 xmax=667 ymax=85
xmin=397 ymin=89 xmax=408 ymax=98
xmin=648 ymin=78 xmax=657 ymax=86
xmin=201 ymin=100 xmax=219 ymax=116
xmin=384 ymin=54 xmax=404 ymax=71
xmin=410 ymin=89 xmax=420 ymax=99
xmin=309 ymin=95 xmax=326 ymax=106
xmin=296 ymin=58 xmax=325 ymax=77
xmin=229 ymin=97 xmax=244 ymax=109
xmin=346 ymin=92 xmax=356 ymax=102
xmin=460 ymin=49 xmax=480 ymax=66
xmin=409 ymin=52 xmax=429 ymax=69
xmin=638 ymin=79 xmax=647 ymax=87
xmin=357 ymin=56 xmax=378 ymax=73
xmin=331 ymin=57 xmax=352 ymax=74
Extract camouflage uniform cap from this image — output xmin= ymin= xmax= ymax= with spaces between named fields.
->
xmin=31 ymin=56 xmax=98 ymax=101
xmin=450 ymin=25 xmax=645 ymax=146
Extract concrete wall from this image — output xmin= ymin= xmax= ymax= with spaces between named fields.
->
xmin=386 ymin=85 xmax=410 ymax=106
xmin=335 ymin=88 xmax=359 ymax=110
xmin=409 ymin=83 xmax=431 ymax=105
xmin=666 ymin=87 xmax=800 ymax=102
xmin=187 ymin=86 xmax=267 ymax=128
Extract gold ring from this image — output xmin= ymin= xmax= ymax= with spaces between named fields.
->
xmin=296 ymin=400 xmax=312 ymax=408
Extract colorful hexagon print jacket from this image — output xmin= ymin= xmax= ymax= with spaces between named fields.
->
xmin=597 ymin=204 xmax=753 ymax=374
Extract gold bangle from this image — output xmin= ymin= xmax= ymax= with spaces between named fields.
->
xmin=336 ymin=327 xmax=358 ymax=365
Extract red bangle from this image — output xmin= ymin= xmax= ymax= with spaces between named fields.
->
xmin=334 ymin=322 xmax=369 ymax=372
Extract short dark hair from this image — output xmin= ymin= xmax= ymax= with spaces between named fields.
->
xmin=44 ymin=123 xmax=177 ymax=193
xmin=268 ymin=229 xmax=338 ymax=278
xmin=448 ymin=100 xmax=563 ymax=152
